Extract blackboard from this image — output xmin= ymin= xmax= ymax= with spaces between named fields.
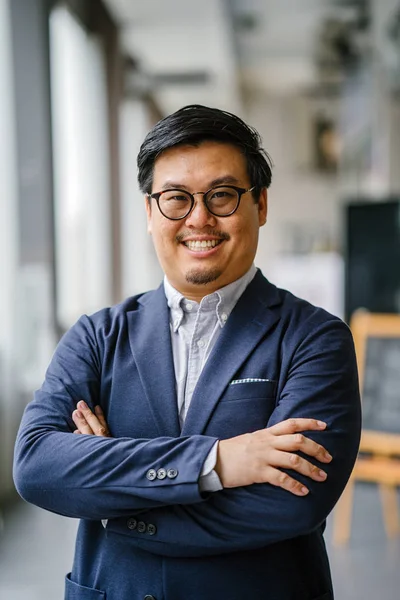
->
xmin=362 ymin=336 xmax=400 ymax=434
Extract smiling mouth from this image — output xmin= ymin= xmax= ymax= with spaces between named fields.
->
xmin=183 ymin=239 xmax=223 ymax=251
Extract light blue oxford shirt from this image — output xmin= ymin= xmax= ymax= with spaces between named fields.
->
xmin=164 ymin=263 xmax=258 ymax=492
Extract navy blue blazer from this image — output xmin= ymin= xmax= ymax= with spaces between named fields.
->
xmin=14 ymin=271 xmax=361 ymax=600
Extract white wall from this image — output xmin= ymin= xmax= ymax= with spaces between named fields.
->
xmin=119 ymin=99 xmax=162 ymax=297
xmin=243 ymin=91 xmax=347 ymax=317
xmin=246 ymin=92 xmax=343 ymax=269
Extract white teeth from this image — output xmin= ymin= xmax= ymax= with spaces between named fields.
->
xmin=185 ymin=239 xmax=221 ymax=251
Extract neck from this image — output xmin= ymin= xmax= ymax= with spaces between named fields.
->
xmin=167 ymin=265 xmax=256 ymax=301
xmin=176 ymin=284 xmax=220 ymax=302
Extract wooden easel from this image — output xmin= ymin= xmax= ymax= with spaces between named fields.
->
xmin=333 ymin=312 xmax=400 ymax=545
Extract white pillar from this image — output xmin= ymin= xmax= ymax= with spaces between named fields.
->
xmin=0 ymin=0 xmax=19 ymax=495
xmin=50 ymin=6 xmax=113 ymax=328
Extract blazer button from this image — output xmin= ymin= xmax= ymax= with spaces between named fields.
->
xmin=146 ymin=469 xmax=157 ymax=481
xmin=127 ymin=518 xmax=137 ymax=531
xmin=137 ymin=521 xmax=147 ymax=533
xmin=167 ymin=468 xmax=178 ymax=479
xmin=157 ymin=468 xmax=167 ymax=480
xmin=144 ymin=596 xmax=156 ymax=600
xmin=147 ymin=523 xmax=157 ymax=536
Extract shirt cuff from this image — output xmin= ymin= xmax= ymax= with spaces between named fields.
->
xmin=198 ymin=441 xmax=223 ymax=492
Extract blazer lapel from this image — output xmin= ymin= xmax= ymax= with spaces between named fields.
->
xmin=181 ymin=272 xmax=282 ymax=436
xmin=126 ymin=285 xmax=180 ymax=437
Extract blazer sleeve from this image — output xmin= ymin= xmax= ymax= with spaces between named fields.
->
xmin=13 ymin=315 xmax=218 ymax=520
xmin=106 ymin=317 xmax=361 ymax=557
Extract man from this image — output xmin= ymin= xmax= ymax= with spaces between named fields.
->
xmin=14 ymin=105 xmax=361 ymax=600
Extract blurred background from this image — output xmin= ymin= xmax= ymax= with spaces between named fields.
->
xmin=1 ymin=0 xmax=400 ymax=598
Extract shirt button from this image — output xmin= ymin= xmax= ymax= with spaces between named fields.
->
xmin=157 ymin=468 xmax=167 ymax=480
xmin=221 ymin=312 xmax=228 ymax=323
xmin=146 ymin=469 xmax=157 ymax=481
xmin=197 ymin=339 xmax=205 ymax=348
xmin=167 ymin=468 xmax=178 ymax=479
xmin=147 ymin=523 xmax=157 ymax=536
xmin=185 ymin=303 xmax=193 ymax=311
xmin=137 ymin=521 xmax=146 ymax=533
xmin=127 ymin=518 xmax=137 ymax=530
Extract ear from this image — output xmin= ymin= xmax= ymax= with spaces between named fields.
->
xmin=145 ymin=195 xmax=152 ymax=234
xmin=258 ymin=188 xmax=268 ymax=227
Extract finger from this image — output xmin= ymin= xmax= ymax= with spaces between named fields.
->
xmin=94 ymin=405 xmax=110 ymax=435
xmin=72 ymin=409 xmax=94 ymax=435
xmin=268 ymin=418 xmax=327 ymax=437
xmin=269 ymin=449 xmax=328 ymax=482
xmin=274 ymin=433 xmax=332 ymax=463
xmin=77 ymin=401 xmax=109 ymax=437
xmin=73 ymin=429 xmax=82 ymax=435
xmin=262 ymin=466 xmax=309 ymax=496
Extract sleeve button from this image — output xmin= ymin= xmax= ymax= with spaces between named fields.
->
xmin=167 ymin=468 xmax=178 ymax=479
xmin=146 ymin=469 xmax=157 ymax=481
xmin=147 ymin=523 xmax=157 ymax=536
xmin=157 ymin=468 xmax=167 ymax=480
xmin=127 ymin=518 xmax=137 ymax=530
xmin=137 ymin=521 xmax=147 ymax=533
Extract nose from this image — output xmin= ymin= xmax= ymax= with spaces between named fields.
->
xmin=184 ymin=195 xmax=217 ymax=228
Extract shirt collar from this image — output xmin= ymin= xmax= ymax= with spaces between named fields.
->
xmin=164 ymin=278 xmax=185 ymax=332
xmin=164 ymin=264 xmax=257 ymax=332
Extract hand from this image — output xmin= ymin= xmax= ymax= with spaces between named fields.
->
xmin=215 ymin=418 xmax=332 ymax=496
xmin=72 ymin=401 xmax=111 ymax=437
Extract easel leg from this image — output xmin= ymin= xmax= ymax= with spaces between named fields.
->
xmin=379 ymin=483 xmax=399 ymax=537
xmin=332 ymin=478 xmax=355 ymax=545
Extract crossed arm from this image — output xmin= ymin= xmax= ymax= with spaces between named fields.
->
xmin=14 ymin=315 xmax=361 ymax=555
xmin=73 ymin=402 xmax=331 ymax=496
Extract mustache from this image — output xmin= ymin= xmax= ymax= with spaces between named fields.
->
xmin=176 ymin=230 xmax=230 ymax=242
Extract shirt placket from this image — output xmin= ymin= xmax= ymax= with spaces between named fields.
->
xmin=181 ymin=304 xmax=217 ymax=423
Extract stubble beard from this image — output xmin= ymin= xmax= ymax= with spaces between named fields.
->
xmin=185 ymin=268 xmax=222 ymax=285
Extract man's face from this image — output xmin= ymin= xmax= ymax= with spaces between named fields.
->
xmin=145 ymin=141 xmax=267 ymax=300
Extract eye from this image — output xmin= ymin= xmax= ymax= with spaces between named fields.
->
xmin=211 ymin=190 xmax=230 ymax=199
xmin=162 ymin=191 xmax=191 ymax=203
xmin=207 ymin=187 xmax=238 ymax=204
xmin=169 ymin=195 xmax=189 ymax=202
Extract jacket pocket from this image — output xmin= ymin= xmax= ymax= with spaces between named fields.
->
xmin=223 ymin=379 xmax=276 ymax=401
xmin=65 ymin=573 xmax=106 ymax=599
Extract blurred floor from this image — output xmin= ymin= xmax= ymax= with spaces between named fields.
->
xmin=0 ymin=499 xmax=77 ymax=600
xmin=0 ymin=483 xmax=399 ymax=599
xmin=326 ymin=483 xmax=400 ymax=600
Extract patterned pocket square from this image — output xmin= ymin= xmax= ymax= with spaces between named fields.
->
xmin=230 ymin=378 xmax=273 ymax=385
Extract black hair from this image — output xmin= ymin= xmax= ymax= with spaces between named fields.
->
xmin=137 ymin=104 xmax=273 ymax=197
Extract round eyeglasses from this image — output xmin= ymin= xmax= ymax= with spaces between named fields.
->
xmin=148 ymin=185 xmax=256 ymax=221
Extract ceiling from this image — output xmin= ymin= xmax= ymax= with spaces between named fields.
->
xmin=102 ymin=0 xmax=369 ymax=114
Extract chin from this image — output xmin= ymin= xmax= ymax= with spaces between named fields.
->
xmin=185 ymin=268 xmax=222 ymax=286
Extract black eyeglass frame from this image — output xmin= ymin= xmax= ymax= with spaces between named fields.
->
xmin=147 ymin=185 xmax=257 ymax=221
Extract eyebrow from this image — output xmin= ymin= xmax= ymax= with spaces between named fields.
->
xmin=159 ymin=175 xmax=241 ymax=191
